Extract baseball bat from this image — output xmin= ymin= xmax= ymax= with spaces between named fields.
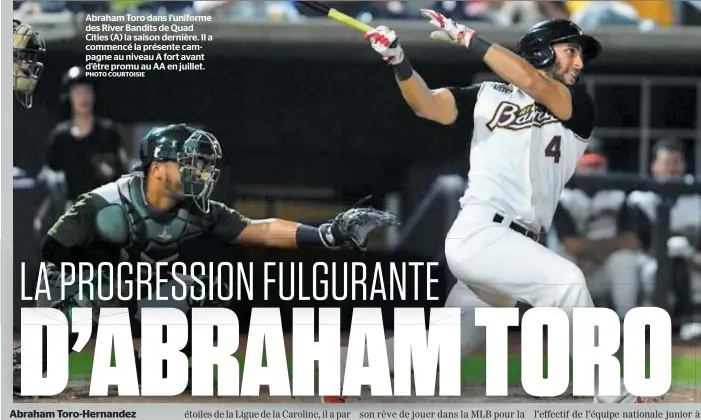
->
xmin=296 ymin=1 xmax=373 ymax=34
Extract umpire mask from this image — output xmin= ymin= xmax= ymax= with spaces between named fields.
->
xmin=177 ymin=130 xmax=222 ymax=213
xmin=13 ymin=19 xmax=46 ymax=109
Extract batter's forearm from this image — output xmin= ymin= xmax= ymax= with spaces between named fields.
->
xmin=482 ymin=43 xmax=543 ymax=93
xmin=392 ymin=57 xmax=434 ymax=115
xmin=396 ymin=70 xmax=435 ymax=116
xmin=392 ymin=58 xmax=454 ymax=124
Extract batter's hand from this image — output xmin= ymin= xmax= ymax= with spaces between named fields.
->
xmin=364 ymin=26 xmax=405 ymax=65
xmin=420 ymin=9 xmax=475 ymax=49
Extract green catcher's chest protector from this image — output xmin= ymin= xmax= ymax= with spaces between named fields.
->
xmin=94 ymin=174 xmax=214 ymax=266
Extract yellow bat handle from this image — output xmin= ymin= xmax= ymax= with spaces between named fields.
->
xmin=328 ymin=8 xmax=373 ymax=33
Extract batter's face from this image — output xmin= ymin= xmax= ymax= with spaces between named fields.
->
xmin=652 ymin=149 xmax=685 ymax=180
xmin=550 ymin=43 xmax=584 ymax=86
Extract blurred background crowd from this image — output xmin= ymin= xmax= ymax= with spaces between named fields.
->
xmin=12 ymin=1 xmax=701 ymax=340
xmin=12 ymin=0 xmax=701 ymax=27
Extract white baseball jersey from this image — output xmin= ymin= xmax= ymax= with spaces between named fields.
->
xmin=448 ymin=81 xmax=595 ymax=232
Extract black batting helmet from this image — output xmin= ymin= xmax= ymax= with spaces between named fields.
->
xmin=516 ymin=19 xmax=601 ymax=70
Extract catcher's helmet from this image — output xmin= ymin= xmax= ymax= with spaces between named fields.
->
xmin=140 ymin=123 xmax=223 ymax=213
xmin=13 ymin=18 xmax=46 ymax=109
xmin=516 ymin=19 xmax=601 ymax=70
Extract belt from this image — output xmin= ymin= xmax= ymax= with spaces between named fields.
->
xmin=493 ymin=214 xmax=540 ymax=242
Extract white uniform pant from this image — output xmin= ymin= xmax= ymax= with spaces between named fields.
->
xmin=336 ymin=201 xmax=634 ymax=400
xmin=445 ymin=201 xmax=593 ymax=311
xmin=439 ymin=201 xmax=630 ymax=401
xmin=344 ymin=202 xmax=593 ymax=369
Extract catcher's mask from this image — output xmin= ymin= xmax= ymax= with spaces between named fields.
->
xmin=176 ymin=130 xmax=222 ymax=213
xmin=13 ymin=19 xmax=46 ymax=109
xmin=516 ymin=19 xmax=601 ymax=71
xmin=145 ymin=124 xmax=222 ymax=213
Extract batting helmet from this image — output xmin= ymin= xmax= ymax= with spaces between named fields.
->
xmin=516 ymin=19 xmax=602 ymax=70
xmin=13 ymin=18 xmax=46 ymax=109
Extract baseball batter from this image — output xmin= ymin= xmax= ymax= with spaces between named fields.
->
xmin=322 ymin=12 xmax=646 ymax=403
xmin=14 ymin=123 xmax=397 ymax=397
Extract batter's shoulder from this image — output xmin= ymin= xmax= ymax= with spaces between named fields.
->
xmin=563 ymin=84 xmax=596 ymax=139
xmin=444 ymin=83 xmax=486 ymax=127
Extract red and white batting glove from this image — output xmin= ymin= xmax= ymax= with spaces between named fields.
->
xmin=420 ymin=9 xmax=476 ymax=49
xmin=364 ymin=26 xmax=405 ymax=65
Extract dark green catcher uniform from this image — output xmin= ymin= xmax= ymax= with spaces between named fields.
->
xmin=14 ymin=124 xmax=249 ymax=395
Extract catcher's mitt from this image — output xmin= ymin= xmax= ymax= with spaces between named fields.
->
xmin=321 ymin=207 xmax=399 ymax=252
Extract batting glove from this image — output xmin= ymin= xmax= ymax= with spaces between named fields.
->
xmin=364 ymin=26 xmax=405 ymax=65
xmin=420 ymin=9 xmax=476 ymax=49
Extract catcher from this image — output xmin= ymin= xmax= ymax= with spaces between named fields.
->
xmin=13 ymin=18 xmax=46 ymax=109
xmin=14 ymin=123 xmax=398 ymax=397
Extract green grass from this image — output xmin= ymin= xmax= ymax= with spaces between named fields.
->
xmin=67 ymin=353 xmax=701 ymax=387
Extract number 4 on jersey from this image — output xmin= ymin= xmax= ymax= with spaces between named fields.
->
xmin=545 ymin=135 xmax=561 ymax=163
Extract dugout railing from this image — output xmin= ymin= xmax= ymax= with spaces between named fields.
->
xmin=389 ymin=172 xmax=701 ymax=317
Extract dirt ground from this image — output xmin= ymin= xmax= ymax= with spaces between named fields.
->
xmin=13 ymin=332 xmax=700 ymax=404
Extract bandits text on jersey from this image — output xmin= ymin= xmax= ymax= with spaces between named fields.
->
xmin=487 ymin=102 xmax=560 ymax=131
